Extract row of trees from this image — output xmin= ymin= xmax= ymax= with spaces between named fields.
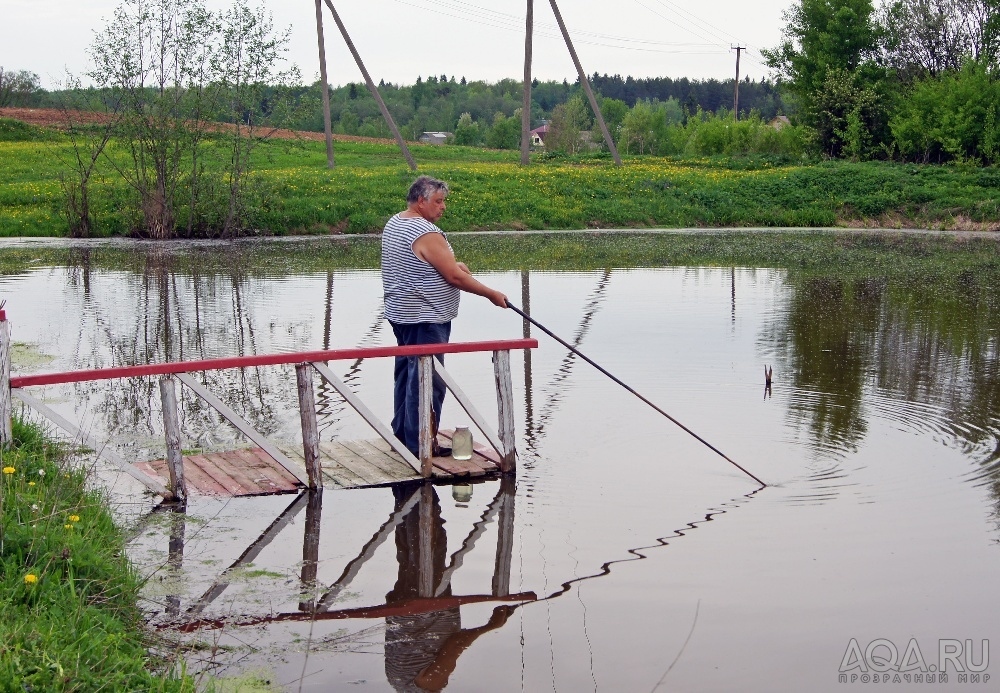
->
xmin=765 ymin=0 xmax=1000 ymax=162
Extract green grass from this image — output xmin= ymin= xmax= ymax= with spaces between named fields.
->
xmin=0 ymin=417 xmax=195 ymax=692
xmin=1 ymin=129 xmax=998 ymax=237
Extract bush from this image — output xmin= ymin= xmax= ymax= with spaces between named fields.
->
xmin=890 ymin=61 xmax=1000 ymax=164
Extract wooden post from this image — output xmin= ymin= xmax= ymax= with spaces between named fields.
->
xmin=521 ymin=0 xmax=534 ymax=166
xmin=417 ymin=355 xmax=434 ymax=477
xmin=159 ymin=376 xmax=185 ymax=502
xmin=547 ymin=0 xmax=622 ymax=166
xmin=0 ymin=307 xmax=11 ymax=447
xmin=418 ymin=483 xmax=434 ymax=598
xmin=493 ymin=350 xmax=516 ymax=473
xmin=492 ymin=476 xmax=515 ymax=596
xmin=322 ymin=0 xmax=418 ymax=171
xmin=296 ymin=363 xmax=322 ymax=489
xmin=165 ymin=503 xmax=186 ymax=616
xmin=299 ymin=489 xmax=324 ymax=611
xmin=314 ymin=0 xmax=335 ymax=168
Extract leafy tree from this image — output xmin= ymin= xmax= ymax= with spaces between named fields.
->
xmin=879 ymin=0 xmax=1000 ymax=78
xmin=598 ymin=97 xmax=629 ymax=145
xmin=546 ymin=95 xmax=591 ymax=154
xmin=889 ymin=61 xmax=1000 ymax=162
xmin=812 ymin=67 xmax=887 ymax=158
xmin=87 ymin=0 xmax=295 ymax=237
xmin=485 ymin=110 xmax=521 ymax=149
xmin=0 ymin=68 xmax=41 ymax=107
xmin=764 ymin=0 xmax=887 ymax=156
xmin=620 ymin=100 xmax=659 ymax=154
xmin=453 ymin=112 xmax=481 ymax=145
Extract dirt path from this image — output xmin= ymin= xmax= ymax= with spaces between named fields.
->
xmin=0 ymin=107 xmax=399 ymax=145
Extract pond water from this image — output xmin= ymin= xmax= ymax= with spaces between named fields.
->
xmin=1 ymin=236 xmax=998 ymax=691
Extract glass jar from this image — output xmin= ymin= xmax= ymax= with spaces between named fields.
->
xmin=452 ymin=425 xmax=473 ymax=460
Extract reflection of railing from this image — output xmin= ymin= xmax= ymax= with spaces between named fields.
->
xmin=0 ymin=325 xmax=537 ymax=501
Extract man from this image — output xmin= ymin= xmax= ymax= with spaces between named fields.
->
xmin=382 ymin=175 xmax=508 ymax=457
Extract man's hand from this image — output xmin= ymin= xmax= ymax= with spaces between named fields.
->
xmin=488 ymin=290 xmax=508 ymax=308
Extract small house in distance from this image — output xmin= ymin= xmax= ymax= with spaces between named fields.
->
xmin=530 ymin=124 xmax=549 ymax=147
xmin=418 ymin=131 xmax=452 ymax=145
xmin=769 ymin=115 xmax=791 ymax=130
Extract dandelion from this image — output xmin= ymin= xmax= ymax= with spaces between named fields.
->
xmin=64 ymin=524 xmax=73 ymax=530
xmin=28 ymin=481 xmax=35 ymax=486
xmin=69 ymin=515 xmax=80 ymax=523
xmin=2 ymin=466 xmax=14 ymax=475
xmin=38 ymin=469 xmax=45 ymax=477
xmin=24 ymin=574 xmax=38 ymax=585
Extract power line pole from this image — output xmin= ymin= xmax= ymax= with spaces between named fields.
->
xmin=547 ymin=0 xmax=622 ymax=166
xmin=731 ymin=45 xmax=745 ymax=121
xmin=314 ymin=0 xmax=334 ymax=168
xmin=521 ymin=0 xmax=533 ymax=166
xmin=322 ymin=0 xmax=417 ymax=170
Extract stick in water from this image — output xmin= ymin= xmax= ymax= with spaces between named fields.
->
xmin=506 ymin=300 xmax=765 ymax=487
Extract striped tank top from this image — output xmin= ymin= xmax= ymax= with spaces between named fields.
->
xmin=381 ymin=213 xmax=461 ymax=324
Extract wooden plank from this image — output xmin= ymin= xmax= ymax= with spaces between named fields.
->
xmin=175 ymin=373 xmax=308 ymax=485
xmin=204 ymin=451 xmax=270 ymax=495
xmin=363 ymin=439 xmax=424 ymax=480
xmin=10 ymin=339 xmax=539 ymax=389
xmin=432 ymin=454 xmax=487 ymax=478
xmin=12 ymin=389 xmax=172 ymax=498
xmin=433 ymin=362 xmax=504 ymax=458
xmin=324 ymin=441 xmax=397 ymax=485
xmin=232 ymin=449 xmax=301 ymax=494
xmin=135 ymin=458 xmax=229 ymax=497
xmin=185 ymin=453 xmax=247 ymax=496
xmin=282 ymin=442 xmax=360 ymax=488
xmin=311 ymin=362 xmax=422 ymax=474
xmin=316 ymin=441 xmax=383 ymax=487
xmin=344 ymin=440 xmax=420 ymax=481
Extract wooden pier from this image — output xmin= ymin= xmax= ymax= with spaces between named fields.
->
xmin=1 ymin=325 xmax=537 ymax=500
xmin=133 ymin=430 xmax=504 ymax=496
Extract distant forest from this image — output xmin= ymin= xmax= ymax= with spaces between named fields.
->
xmin=17 ymin=73 xmax=785 ymax=142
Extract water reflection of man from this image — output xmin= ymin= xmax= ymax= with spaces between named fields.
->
xmin=384 ymin=485 xmax=460 ymax=691
xmin=381 ymin=176 xmax=508 ymax=456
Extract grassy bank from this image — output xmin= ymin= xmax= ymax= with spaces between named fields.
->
xmin=0 ymin=122 xmax=998 ymax=237
xmin=0 ymin=418 xmax=194 ymax=691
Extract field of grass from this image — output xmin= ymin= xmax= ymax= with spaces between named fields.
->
xmin=1 ymin=118 xmax=999 ymax=237
xmin=0 ymin=418 xmax=196 ymax=691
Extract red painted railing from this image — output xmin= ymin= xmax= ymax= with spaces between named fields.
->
xmin=10 ymin=339 xmax=539 ymax=388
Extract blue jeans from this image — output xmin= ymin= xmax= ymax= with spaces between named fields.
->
xmin=390 ymin=321 xmax=451 ymax=456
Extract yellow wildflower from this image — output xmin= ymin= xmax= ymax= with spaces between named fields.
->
xmin=24 ymin=573 xmax=38 ymax=584
xmin=2 ymin=466 xmax=14 ymax=475
xmin=64 ymin=524 xmax=73 ymax=530
xmin=69 ymin=515 xmax=80 ymax=523
xmin=28 ymin=481 xmax=35 ymax=486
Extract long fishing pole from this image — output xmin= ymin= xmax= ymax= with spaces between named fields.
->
xmin=506 ymin=300 xmax=766 ymax=487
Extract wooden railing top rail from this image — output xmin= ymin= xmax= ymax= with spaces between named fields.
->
xmin=10 ymin=339 xmax=538 ymax=389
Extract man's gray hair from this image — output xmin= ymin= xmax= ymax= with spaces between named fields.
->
xmin=407 ymin=175 xmax=449 ymax=203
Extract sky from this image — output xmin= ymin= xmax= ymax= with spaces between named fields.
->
xmin=3 ymin=0 xmax=792 ymax=90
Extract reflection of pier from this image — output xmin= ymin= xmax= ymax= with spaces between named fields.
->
xmin=3 ymin=339 xmax=537 ymax=499
xmin=153 ymin=478 xmax=530 ymax=690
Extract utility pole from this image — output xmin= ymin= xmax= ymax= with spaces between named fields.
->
xmin=548 ymin=0 xmax=622 ymax=166
xmin=521 ymin=0 xmax=533 ymax=166
xmin=322 ymin=1 xmax=417 ymax=170
xmin=314 ymin=0 xmax=334 ymax=168
xmin=731 ymin=45 xmax=745 ymax=121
